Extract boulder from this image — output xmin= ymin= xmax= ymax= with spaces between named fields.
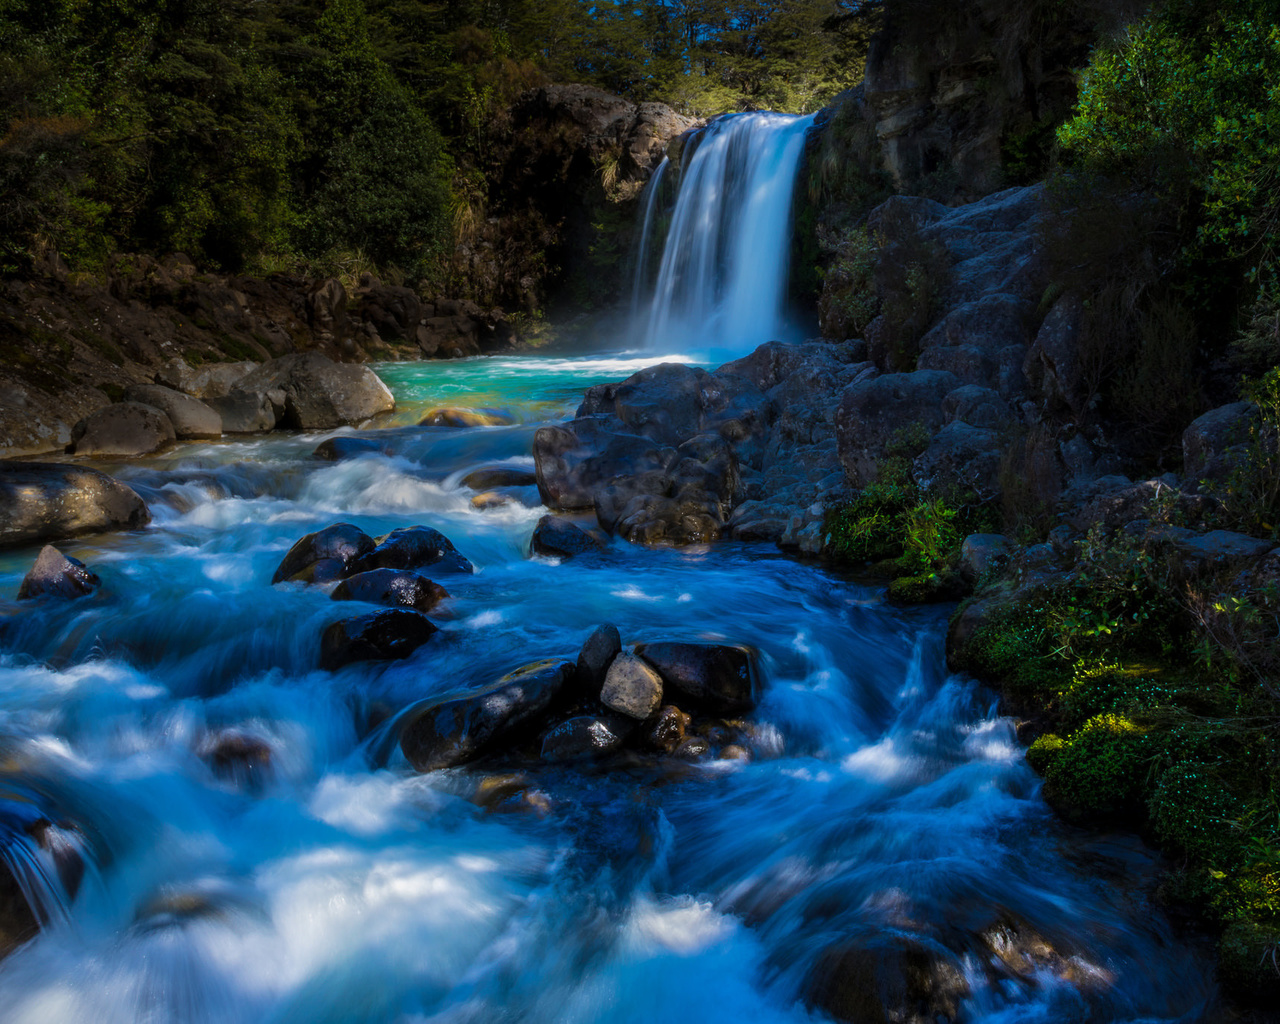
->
xmin=331 ymin=569 xmax=449 ymax=613
xmin=155 ymin=357 xmax=256 ymax=399
xmin=313 ymin=436 xmax=385 ymax=461
xmin=421 ymin=408 xmax=515 ymax=428
xmin=539 ymin=714 xmax=632 ymax=762
xmin=1182 ymin=402 xmax=1253 ymax=486
xmin=273 ymin=523 xmax=377 ymax=584
xmin=600 ymin=653 xmax=664 ymax=719
xmin=958 ymin=534 xmax=1013 ymax=582
xmin=806 ymin=939 xmax=970 ymax=1024
xmin=942 ymin=385 xmax=1014 ymax=430
xmin=350 ymin=526 xmax=474 ymax=576
xmin=16 ymin=545 xmax=100 ymax=600
xmin=633 ymin=642 xmax=759 ymax=714
xmin=534 ymin=421 xmax=678 ymax=511
xmin=1023 ymin=292 xmax=1085 ymax=414
xmin=207 ymin=389 xmax=278 ymax=433
xmin=400 ymin=659 xmax=575 ymax=770
xmin=68 ymin=402 xmax=176 ymax=457
xmin=911 ymin=421 xmax=1002 ymax=501
xmin=461 ymin=466 xmax=538 ymax=489
xmin=576 ymin=623 xmax=622 ymax=695
xmin=233 ymin=352 xmax=394 ymax=430
xmin=0 ymin=462 xmax=151 ymax=548
xmin=320 ymin=608 xmax=438 ymax=670
xmin=835 ymin=370 xmax=960 ymax=487
xmin=122 ymin=384 xmax=222 ymax=439
xmin=531 ymin=515 xmax=608 ymax=558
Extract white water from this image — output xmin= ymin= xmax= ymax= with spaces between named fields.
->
xmin=635 ymin=113 xmax=815 ymax=357
xmin=0 ymin=355 xmax=1219 ymax=1022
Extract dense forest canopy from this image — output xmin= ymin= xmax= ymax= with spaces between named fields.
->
xmin=0 ymin=0 xmax=868 ymax=279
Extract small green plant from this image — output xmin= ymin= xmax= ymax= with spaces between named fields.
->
xmin=817 ymin=226 xmax=880 ymax=341
xmin=1214 ymin=368 xmax=1280 ymax=539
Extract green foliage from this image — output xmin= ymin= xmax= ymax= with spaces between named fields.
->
xmin=817 ymin=226 xmax=879 ymax=341
xmin=875 ymin=228 xmax=951 ymax=371
xmin=1029 ymin=713 xmax=1154 ymax=820
xmin=1214 ymin=367 xmax=1280 ymax=538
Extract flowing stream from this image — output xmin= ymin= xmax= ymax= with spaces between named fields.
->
xmin=0 ymin=354 xmax=1219 ymax=1023
xmin=634 ymin=113 xmax=815 ymax=357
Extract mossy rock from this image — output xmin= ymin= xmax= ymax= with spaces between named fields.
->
xmin=1219 ymin=917 xmax=1280 ymax=1004
xmin=1028 ymin=713 xmax=1154 ymax=824
xmin=886 ymin=571 xmax=965 ymax=605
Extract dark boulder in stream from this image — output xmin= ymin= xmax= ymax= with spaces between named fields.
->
xmin=320 ymin=608 xmax=438 ymax=670
xmin=400 ymin=659 xmax=576 ymax=771
xmin=350 ymin=526 xmax=474 ymax=576
xmin=17 ymin=545 xmax=100 ymax=601
xmin=539 ymin=714 xmax=633 ymax=762
xmin=68 ymin=402 xmax=176 ymax=457
xmin=575 ymin=623 xmax=622 ymax=693
xmin=331 ymin=568 xmax=449 ymax=613
xmin=530 ymin=515 xmax=607 ymax=558
xmin=807 ymin=939 xmax=970 ymax=1024
xmin=634 ymin=642 xmax=759 ymax=714
xmin=272 ymin=523 xmax=377 ymax=584
xmin=313 ymin=436 xmax=385 ymax=461
xmin=0 ymin=462 xmax=151 ymax=548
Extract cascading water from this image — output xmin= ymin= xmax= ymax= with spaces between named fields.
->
xmin=633 ymin=113 xmax=814 ymax=356
xmin=0 ymin=355 xmax=1223 ymax=1022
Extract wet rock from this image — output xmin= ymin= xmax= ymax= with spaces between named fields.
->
xmin=331 ymin=568 xmax=449 ymax=613
xmin=600 ymin=653 xmax=664 ymax=719
xmin=576 ymin=623 xmax=622 ymax=695
xmin=400 ymin=659 xmax=575 ymax=770
xmin=471 ymin=492 xmax=512 ymax=510
xmin=534 ymin=421 xmax=678 ymax=511
xmin=199 ymin=729 xmax=273 ymax=788
xmin=1156 ymin=528 xmax=1278 ymax=574
xmin=807 ymin=939 xmax=970 ymax=1024
xmin=540 ymin=714 xmax=632 ymax=761
xmin=350 ymin=526 xmax=474 ymax=576
xmin=958 ymin=534 xmax=1013 ymax=582
xmin=646 ymin=704 xmax=691 ymax=753
xmin=313 ymin=436 xmax=384 ymax=461
xmin=421 ymin=407 xmax=515 ymax=428
xmin=720 ymin=744 xmax=750 ymax=761
xmin=0 ymin=462 xmax=151 ymax=548
xmin=16 ymin=545 xmax=100 ymax=601
xmin=461 ymin=466 xmax=538 ymax=489
xmin=1 ymin=850 xmax=39 ymax=959
xmin=469 ymin=773 xmax=552 ymax=815
xmin=273 ymin=523 xmax=377 ymax=584
xmin=633 ymin=642 xmax=759 ymax=714
xmin=674 ymin=736 xmax=711 ymax=760
xmin=531 ymin=515 xmax=607 ymax=558
xmin=122 ymin=384 xmax=222 ymax=439
xmin=233 ymin=352 xmax=395 ymax=429
xmin=1182 ymin=402 xmax=1253 ymax=487
xmin=320 ymin=608 xmax=438 ymax=670
xmin=68 ymin=402 xmax=176 ymax=457
xmin=207 ymin=388 xmax=277 ymax=433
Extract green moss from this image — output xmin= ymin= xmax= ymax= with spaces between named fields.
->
xmin=1032 ymin=713 xmax=1154 ymax=822
xmin=1219 ymin=917 xmax=1280 ymax=1004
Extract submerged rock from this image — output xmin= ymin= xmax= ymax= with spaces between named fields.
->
xmin=531 ymin=515 xmax=607 ymax=558
xmin=0 ymin=462 xmax=151 ymax=548
xmin=331 ymin=568 xmax=449 ymax=613
xmin=320 ymin=608 xmax=438 ymax=670
xmin=807 ymin=939 xmax=970 ymax=1024
xmin=461 ymin=466 xmax=538 ymax=489
xmin=421 ymin=407 xmax=515 ymax=428
xmin=198 ymin=729 xmax=273 ymax=788
xmin=645 ymin=705 xmax=691 ymax=754
xmin=273 ymin=523 xmax=377 ymax=584
xmin=313 ymin=436 xmax=384 ymax=461
xmin=600 ymin=653 xmax=664 ymax=719
xmin=68 ymin=402 xmax=176 ymax=457
xmin=16 ymin=545 xmax=100 ymax=601
xmin=400 ymin=659 xmax=575 ymax=771
xmin=633 ymin=642 xmax=759 ymax=714
xmin=122 ymin=384 xmax=222 ymax=439
xmin=351 ymin=526 xmax=475 ymax=576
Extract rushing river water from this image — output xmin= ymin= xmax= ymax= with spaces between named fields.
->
xmin=0 ymin=354 xmax=1218 ymax=1023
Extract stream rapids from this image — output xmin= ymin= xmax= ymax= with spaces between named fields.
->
xmin=0 ymin=354 xmax=1218 ymax=1023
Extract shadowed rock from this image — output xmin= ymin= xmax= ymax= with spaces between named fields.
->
xmin=0 ymin=462 xmax=151 ymax=548
xmin=313 ymin=436 xmax=384 ymax=461
xmin=234 ymin=352 xmax=394 ymax=429
xmin=123 ymin=384 xmax=222 ymax=439
xmin=331 ymin=569 xmax=449 ymax=613
xmin=350 ymin=526 xmax=474 ymax=576
xmin=400 ymin=660 xmax=575 ymax=770
xmin=68 ymin=402 xmax=176 ymax=457
xmin=576 ymin=623 xmax=622 ymax=696
xmin=634 ymin=642 xmax=759 ymax=714
xmin=531 ymin=515 xmax=607 ymax=558
xmin=273 ymin=523 xmax=376 ymax=584
xmin=17 ymin=545 xmax=100 ymax=601
xmin=461 ymin=466 xmax=538 ymax=489
xmin=320 ymin=609 xmax=438 ymax=670
xmin=540 ymin=714 xmax=633 ymax=762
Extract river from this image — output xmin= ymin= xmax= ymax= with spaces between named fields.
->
xmin=0 ymin=353 xmax=1217 ymax=1023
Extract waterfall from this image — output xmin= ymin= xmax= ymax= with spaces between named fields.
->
xmin=633 ymin=112 xmax=815 ymax=356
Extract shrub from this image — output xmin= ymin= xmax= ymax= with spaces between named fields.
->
xmin=818 ymin=226 xmax=880 ymax=341
xmin=1030 ymin=713 xmax=1154 ymax=821
xmin=874 ymin=228 xmax=951 ymax=371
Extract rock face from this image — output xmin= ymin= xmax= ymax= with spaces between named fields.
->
xmin=17 ymin=545 xmax=100 ymax=600
xmin=320 ymin=609 xmax=438 ymax=670
xmin=633 ymin=643 xmax=759 ymax=714
xmin=122 ymin=384 xmax=222 ymax=439
xmin=273 ymin=523 xmax=377 ymax=584
xmin=232 ymin=353 xmax=395 ymax=430
xmin=400 ymin=660 xmax=576 ymax=770
xmin=331 ymin=569 xmax=449 ymax=613
xmin=0 ymin=462 xmax=151 ymax=548
xmin=68 ymin=402 xmax=176 ymax=456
